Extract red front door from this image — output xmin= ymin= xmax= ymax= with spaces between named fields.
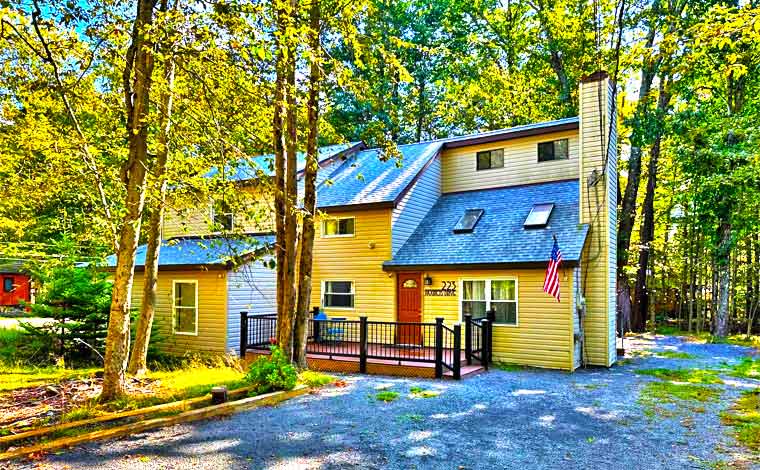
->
xmin=397 ymin=272 xmax=422 ymax=345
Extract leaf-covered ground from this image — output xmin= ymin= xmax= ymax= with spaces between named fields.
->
xmin=8 ymin=334 xmax=760 ymax=470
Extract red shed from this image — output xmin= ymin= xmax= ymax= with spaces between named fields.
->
xmin=0 ymin=273 xmax=31 ymax=307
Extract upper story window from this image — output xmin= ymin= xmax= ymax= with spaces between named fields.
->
xmin=537 ymin=139 xmax=569 ymax=162
xmin=322 ymin=217 xmax=355 ymax=237
xmin=212 ymin=200 xmax=234 ymax=231
xmin=453 ymin=209 xmax=484 ymax=234
xmin=476 ymin=149 xmax=504 ymax=171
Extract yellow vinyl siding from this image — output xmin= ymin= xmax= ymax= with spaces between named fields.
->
xmin=163 ymin=187 xmax=274 ymax=238
xmin=440 ymin=131 xmax=579 ymax=193
xmin=130 ymin=270 xmax=228 ymax=354
xmin=578 ymin=77 xmax=616 ymax=367
xmin=311 ymin=209 xmax=395 ymax=321
xmin=419 ymin=268 xmax=574 ymax=370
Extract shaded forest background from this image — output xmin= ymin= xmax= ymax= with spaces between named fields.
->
xmin=1 ymin=0 xmax=759 ymax=340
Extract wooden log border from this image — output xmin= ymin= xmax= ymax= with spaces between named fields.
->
xmin=0 ymin=385 xmax=258 ymax=447
xmin=0 ymin=385 xmax=309 ymax=462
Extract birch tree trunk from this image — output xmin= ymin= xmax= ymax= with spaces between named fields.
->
xmin=293 ymin=0 xmax=320 ymax=367
xmin=101 ymin=0 xmax=158 ymax=401
xmin=128 ymin=2 xmax=176 ymax=375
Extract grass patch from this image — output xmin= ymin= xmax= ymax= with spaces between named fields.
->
xmin=728 ymin=357 xmax=760 ymax=379
xmin=397 ymin=413 xmax=425 ymax=424
xmin=375 ymin=391 xmax=399 ymax=402
xmin=640 ymin=381 xmax=722 ymax=403
xmin=0 ymin=364 xmax=100 ymax=392
xmin=298 ymin=371 xmax=335 ymax=387
xmin=654 ymin=351 xmax=696 ymax=359
xmin=494 ymin=362 xmax=525 ymax=372
xmin=637 ymin=368 xmax=723 ymax=384
xmin=409 ymin=386 xmax=440 ymax=398
xmin=721 ymin=389 xmax=760 ymax=450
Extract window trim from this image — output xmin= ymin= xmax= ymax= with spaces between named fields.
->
xmin=321 ymin=216 xmax=356 ymax=239
xmin=321 ymin=280 xmax=355 ymax=310
xmin=172 ymin=280 xmax=199 ymax=336
xmin=210 ymin=202 xmax=234 ymax=232
xmin=458 ymin=277 xmax=519 ymax=327
xmin=475 ymin=148 xmax=505 ymax=171
xmin=537 ymin=138 xmax=570 ymax=163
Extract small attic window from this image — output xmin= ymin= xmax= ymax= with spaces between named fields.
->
xmin=524 ymin=203 xmax=554 ymax=228
xmin=453 ymin=209 xmax=484 ymax=233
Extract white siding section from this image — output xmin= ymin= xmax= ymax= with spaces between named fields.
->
xmin=391 ymin=156 xmax=441 ymax=255
xmin=226 ymin=257 xmax=277 ymax=354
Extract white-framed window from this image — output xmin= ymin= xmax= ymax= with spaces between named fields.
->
xmin=460 ymin=278 xmax=518 ymax=326
xmin=322 ymin=217 xmax=355 ymax=238
xmin=172 ymin=280 xmax=198 ymax=335
xmin=211 ymin=200 xmax=234 ymax=231
xmin=322 ymin=280 xmax=354 ymax=309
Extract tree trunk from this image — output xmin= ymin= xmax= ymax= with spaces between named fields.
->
xmin=101 ymin=0 xmax=158 ymax=401
xmin=714 ymin=223 xmax=732 ymax=337
xmin=293 ymin=0 xmax=321 ymax=368
xmin=127 ymin=7 xmax=175 ymax=376
xmin=275 ymin=0 xmax=299 ymax=360
xmin=272 ymin=0 xmax=287 ymax=355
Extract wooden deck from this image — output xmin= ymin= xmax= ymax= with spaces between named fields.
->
xmin=246 ymin=342 xmax=486 ymax=379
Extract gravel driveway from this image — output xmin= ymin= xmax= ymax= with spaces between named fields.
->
xmin=9 ymin=335 xmax=760 ymax=470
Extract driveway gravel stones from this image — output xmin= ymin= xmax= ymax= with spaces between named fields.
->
xmin=7 ymin=334 xmax=760 ymax=469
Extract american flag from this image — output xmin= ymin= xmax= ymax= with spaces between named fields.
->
xmin=543 ymin=238 xmax=562 ymax=302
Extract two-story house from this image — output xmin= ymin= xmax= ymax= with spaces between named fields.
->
xmin=113 ymin=71 xmax=617 ymax=370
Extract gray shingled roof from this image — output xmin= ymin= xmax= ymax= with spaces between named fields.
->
xmin=384 ymin=180 xmax=589 ymax=268
xmin=207 ymin=143 xmax=362 ymax=182
xmin=105 ymin=234 xmax=274 ymax=268
xmin=316 ymin=141 xmax=443 ymax=208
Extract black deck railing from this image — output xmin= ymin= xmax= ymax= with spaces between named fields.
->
xmin=239 ymin=309 xmax=492 ymax=380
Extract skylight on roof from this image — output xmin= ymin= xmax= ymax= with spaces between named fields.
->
xmin=524 ymin=203 xmax=554 ymax=228
xmin=453 ymin=209 xmax=484 ymax=233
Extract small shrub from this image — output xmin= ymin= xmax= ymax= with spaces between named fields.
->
xmin=375 ymin=391 xmax=399 ymax=402
xmin=299 ymin=371 xmax=335 ymax=387
xmin=244 ymin=346 xmax=297 ymax=394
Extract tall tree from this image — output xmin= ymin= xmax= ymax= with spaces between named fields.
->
xmin=101 ymin=0 xmax=159 ymax=400
xmin=127 ymin=0 xmax=177 ymax=376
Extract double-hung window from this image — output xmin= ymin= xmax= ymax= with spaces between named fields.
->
xmin=173 ymin=280 xmax=198 ymax=335
xmin=461 ymin=279 xmax=518 ymax=325
xmin=322 ymin=217 xmax=354 ymax=237
xmin=322 ymin=281 xmax=354 ymax=308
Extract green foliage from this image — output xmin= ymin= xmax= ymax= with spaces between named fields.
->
xmin=20 ymin=260 xmax=112 ymax=365
xmin=637 ymin=368 xmax=723 ymax=384
xmin=244 ymin=347 xmax=297 ymax=394
xmin=728 ymin=357 xmax=760 ymax=379
xmin=375 ymin=390 xmax=399 ymax=402
xmin=721 ymin=389 xmax=760 ymax=450
xmin=299 ymin=371 xmax=335 ymax=387
xmin=653 ymin=351 xmax=696 ymax=360
xmin=409 ymin=386 xmax=440 ymax=398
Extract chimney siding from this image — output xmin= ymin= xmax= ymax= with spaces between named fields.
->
xmin=579 ymin=73 xmax=618 ymax=367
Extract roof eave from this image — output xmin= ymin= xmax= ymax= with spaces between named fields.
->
xmin=442 ymin=121 xmax=579 ymax=150
xmin=382 ymin=259 xmax=580 ymax=272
